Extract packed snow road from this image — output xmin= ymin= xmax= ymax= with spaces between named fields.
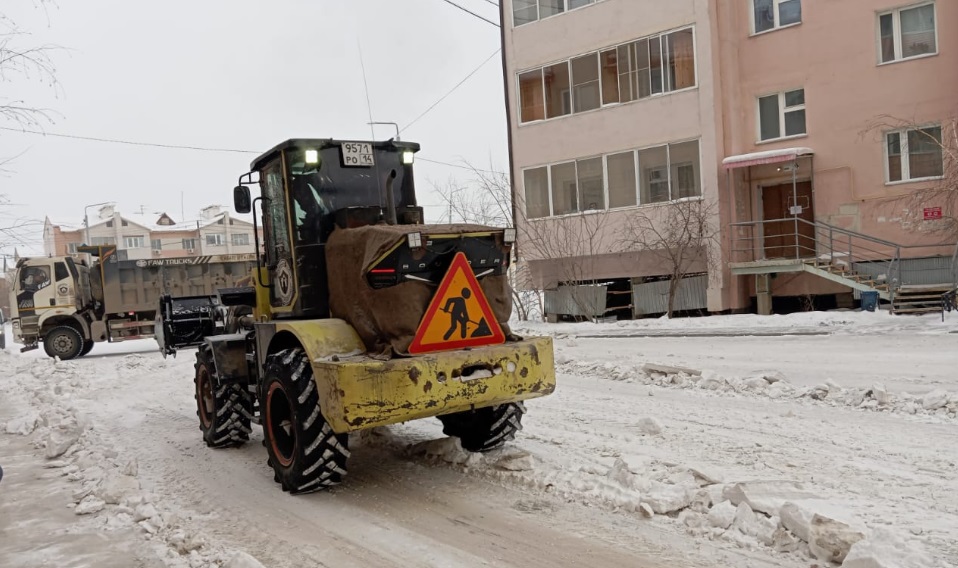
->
xmin=1 ymin=311 xmax=956 ymax=568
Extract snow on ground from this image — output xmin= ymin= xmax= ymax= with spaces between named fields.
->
xmin=0 ymin=311 xmax=956 ymax=567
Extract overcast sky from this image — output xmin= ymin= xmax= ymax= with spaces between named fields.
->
xmin=0 ymin=0 xmax=507 ymax=257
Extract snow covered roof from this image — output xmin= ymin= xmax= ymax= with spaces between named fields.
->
xmin=722 ymin=147 xmax=814 ymax=170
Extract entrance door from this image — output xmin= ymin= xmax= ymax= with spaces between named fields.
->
xmin=761 ymin=182 xmax=814 ymax=259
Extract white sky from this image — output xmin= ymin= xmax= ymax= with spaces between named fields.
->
xmin=0 ymin=0 xmax=508 ymax=257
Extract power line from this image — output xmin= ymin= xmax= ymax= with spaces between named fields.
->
xmin=1 ymin=125 xmax=503 ymax=175
xmin=400 ymin=48 xmax=501 ymax=133
xmin=438 ymin=0 xmax=500 ymax=27
xmin=477 ymin=0 xmax=498 ymax=6
xmin=0 ymin=126 xmax=259 ymax=154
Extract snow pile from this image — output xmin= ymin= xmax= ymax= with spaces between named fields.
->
xmin=513 ymin=309 xmax=958 ymax=337
xmin=556 ymin=358 xmax=958 ymax=422
xmin=401 ymin=429 xmax=943 ymax=566
xmin=1 ymin=352 xmax=264 ymax=568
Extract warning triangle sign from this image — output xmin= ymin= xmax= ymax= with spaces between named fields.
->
xmin=408 ymin=252 xmax=505 ymax=354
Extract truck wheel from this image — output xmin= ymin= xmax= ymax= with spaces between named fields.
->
xmin=43 ymin=326 xmax=84 ymax=360
xmin=438 ymin=402 xmax=526 ymax=452
xmin=263 ymin=348 xmax=348 ymax=494
xmin=79 ymin=340 xmax=94 ymax=357
xmin=194 ymin=346 xmax=252 ymax=448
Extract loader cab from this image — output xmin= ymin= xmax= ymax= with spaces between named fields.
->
xmin=235 ymin=138 xmax=422 ymax=319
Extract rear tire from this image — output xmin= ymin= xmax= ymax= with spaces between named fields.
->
xmin=263 ymin=348 xmax=349 ymax=494
xmin=43 ymin=326 xmax=84 ymax=360
xmin=438 ymin=402 xmax=526 ymax=452
xmin=194 ymin=346 xmax=252 ymax=448
xmin=79 ymin=340 xmax=94 ymax=357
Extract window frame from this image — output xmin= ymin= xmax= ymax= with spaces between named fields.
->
xmin=512 ymin=0 xmax=602 ymax=28
xmin=124 ymin=235 xmax=146 ymax=249
xmin=231 ymin=233 xmax=250 ymax=247
xmin=519 ymin=137 xmax=703 ymax=219
xmin=756 ymin=88 xmax=807 ymax=143
xmin=750 ymin=0 xmax=802 ymax=35
xmin=516 ymin=25 xmax=697 ymax=125
xmin=876 ymin=2 xmax=938 ymax=65
xmin=206 ymin=233 xmax=225 ymax=246
xmin=884 ymin=124 xmax=945 ymax=184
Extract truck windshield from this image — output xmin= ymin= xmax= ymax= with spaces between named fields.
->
xmin=18 ymin=266 xmax=51 ymax=292
xmin=285 ymin=147 xmax=408 ymax=244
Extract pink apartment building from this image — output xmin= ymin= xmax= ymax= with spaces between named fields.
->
xmin=502 ymin=0 xmax=956 ymax=316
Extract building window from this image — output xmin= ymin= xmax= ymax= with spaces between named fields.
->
xmin=151 ymin=239 xmax=162 ymax=250
xmin=886 ymin=126 xmax=943 ymax=182
xmin=232 ymin=233 xmax=250 ymax=246
xmin=758 ymin=89 xmax=806 ymax=141
xmin=607 ymin=152 xmax=637 ymax=208
xmin=517 ymin=27 xmax=696 ymax=124
xmin=513 ymin=0 xmax=595 ymax=27
xmin=90 ymin=236 xmax=116 ymax=246
xmin=879 ymin=3 xmax=937 ymax=64
xmin=521 ymin=139 xmax=701 ymax=218
xmin=524 ymin=167 xmax=551 ymax=219
xmin=544 ymin=62 xmax=571 ymax=119
xmin=571 ymin=54 xmax=600 ymax=113
xmin=577 ymin=157 xmax=605 ymax=210
xmin=67 ymin=243 xmax=78 ymax=253
xmin=182 ymin=238 xmax=197 ymax=250
xmin=752 ymin=0 xmax=801 ymax=34
xmin=518 ymin=69 xmax=545 ymax=122
xmin=206 ymin=234 xmax=225 ymax=246
xmin=551 ymin=161 xmax=578 ymax=216
xmin=124 ymin=236 xmax=145 ymax=249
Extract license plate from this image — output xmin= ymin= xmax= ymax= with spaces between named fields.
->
xmin=341 ymin=142 xmax=375 ymax=167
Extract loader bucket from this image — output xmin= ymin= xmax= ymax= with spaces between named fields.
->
xmin=156 ymin=294 xmax=220 ymax=356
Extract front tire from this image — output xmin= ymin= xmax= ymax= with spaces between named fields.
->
xmin=438 ymin=402 xmax=526 ymax=452
xmin=263 ymin=348 xmax=349 ymax=494
xmin=79 ymin=340 xmax=94 ymax=357
xmin=194 ymin=346 xmax=252 ymax=448
xmin=43 ymin=326 xmax=84 ymax=360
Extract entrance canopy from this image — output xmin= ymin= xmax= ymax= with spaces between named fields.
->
xmin=722 ymin=147 xmax=813 ymax=170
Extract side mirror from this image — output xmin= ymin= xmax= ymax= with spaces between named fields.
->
xmin=234 ymin=185 xmax=252 ymax=214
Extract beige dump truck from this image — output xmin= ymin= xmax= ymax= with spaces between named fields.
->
xmin=9 ymin=246 xmax=255 ymax=359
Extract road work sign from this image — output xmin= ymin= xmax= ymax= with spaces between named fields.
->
xmin=408 ymin=252 xmax=505 ymax=354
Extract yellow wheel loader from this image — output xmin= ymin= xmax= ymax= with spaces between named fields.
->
xmin=157 ymin=138 xmax=555 ymax=493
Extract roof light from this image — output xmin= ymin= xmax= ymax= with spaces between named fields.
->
xmin=503 ymin=228 xmax=517 ymax=244
xmin=305 ymin=149 xmax=320 ymax=164
xmin=407 ymin=232 xmax=423 ymax=249
xmin=401 ymin=150 xmax=415 ymax=165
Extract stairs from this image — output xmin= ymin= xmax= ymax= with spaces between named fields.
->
xmin=802 ymin=259 xmax=891 ymax=300
xmin=892 ymin=285 xmax=955 ymax=315
xmin=730 ymin=217 xmax=957 ymax=316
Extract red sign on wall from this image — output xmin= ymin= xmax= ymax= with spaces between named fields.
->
xmin=923 ymin=207 xmax=943 ymax=221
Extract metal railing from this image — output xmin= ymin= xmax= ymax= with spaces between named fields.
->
xmin=731 ymin=218 xmax=957 ymax=304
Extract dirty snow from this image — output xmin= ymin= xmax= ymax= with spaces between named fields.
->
xmin=0 ymin=311 xmax=956 ymax=567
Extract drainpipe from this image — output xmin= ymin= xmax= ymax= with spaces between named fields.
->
xmin=791 ymin=162 xmax=799 ymax=260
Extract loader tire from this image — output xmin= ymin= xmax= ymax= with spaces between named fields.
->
xmin=194 ymin=346 xmax=252 ymax=448
xmin=438 ymin=402 xmax=526 ymax=453
xmin=79 ymin=340 xmax=94 ymax=357
xmin=43 ymin=326 xmax=84 ymax=360
xmin=263 ymin=348 xmax=348 ymax=494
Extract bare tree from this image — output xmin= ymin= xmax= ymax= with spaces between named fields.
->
xmin=432 ymin=163 xmax=543 ymax=321
xmin=863 ymin=115 xmax=958 ymax=241
xmin=617 ymin=198 xmax=720 ymax=318
xmin=518 ymin=210 xmax=612 ymax=322
xmin=1 ymin=2 xmax=60 ymax=129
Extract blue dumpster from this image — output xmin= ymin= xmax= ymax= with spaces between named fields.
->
xmin=861 ymin=291 xmax=879 ymax=312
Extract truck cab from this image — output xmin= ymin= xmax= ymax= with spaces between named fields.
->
xmin=9 ymin=256 xmax=90 ymax=352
